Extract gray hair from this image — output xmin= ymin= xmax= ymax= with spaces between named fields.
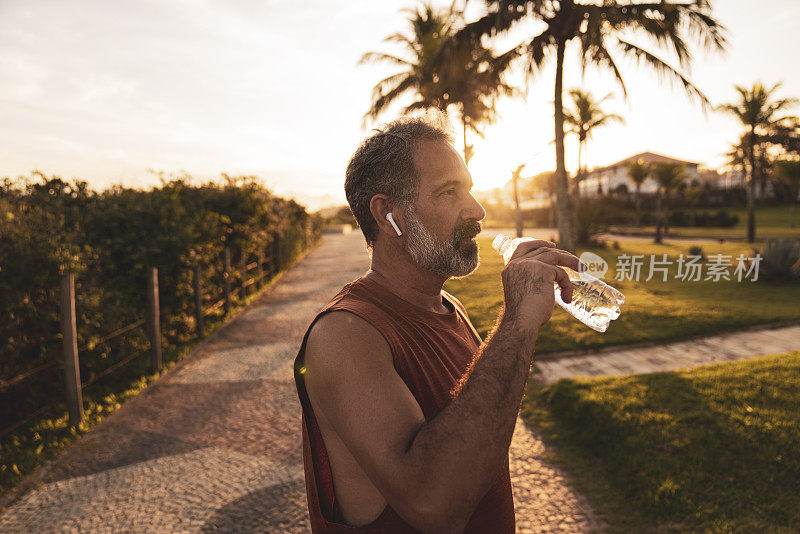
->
xmin=344 ymin=108 xmax=455 ymax=247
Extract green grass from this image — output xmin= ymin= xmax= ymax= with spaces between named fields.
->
xmin=729 ymin=203 xmax=799 ymax=230
xmin=521 ymin=351 xmax=800 ymax=532
xmin=627 ymin=225 xmax=800 ymax=240
xmin=612 ymin=203 xmax=800 ymax=240
xmin=444 ymin=238 xmax=800 ymax=354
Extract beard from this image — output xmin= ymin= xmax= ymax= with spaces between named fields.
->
xmin=403 ymin=205 xmax=482 ymax=278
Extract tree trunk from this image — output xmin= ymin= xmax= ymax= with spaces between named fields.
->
xmin=513 ymin=173 xmax=523 ymax=238
xmin=655 ymin=192 xmax=663 ymax=243
xmin=791 ymin=188 xmax=797 ymax=229
xmin=747 ymin=128 xmax=756 ymax=242
xmin=635 ymin=184 xmax=641 ymax=227
xmin=553 ymin=39 xmax=575 ymax=253
xmin=574 ymin=140 xmax=583 ymax=199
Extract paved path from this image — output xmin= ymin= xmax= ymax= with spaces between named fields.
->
xmin=0 ymin=232 xmax=602 ymax=533
xmin=535 ymin=324 xmax=800 ymax=385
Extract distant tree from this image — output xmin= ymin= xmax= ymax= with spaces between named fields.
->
xmin=652 ymin=162 xmax=686 ymax=243
xmin=775 ymin=159 xmax=800 ymax=228
xmin=360 ymin=3 xmax=515 ymax=166
xmin=564 ymin=89 xmax=624 ymax=196
xmin=719 ymin=81 xmax=798 ymax=242
xmin=683 ymin=185 xmax=704 ymax=226
xmin=526 ymin=171 xmax=557 ymax=228
xmin=511 ymin=164 xmax=526 ymax=237
xmin=454 ymin=0 xmax=726 ymax=253
xmin=627 ymin=159 xmax=651 ymax=227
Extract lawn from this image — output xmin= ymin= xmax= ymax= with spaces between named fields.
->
xmin=521 ymin=351 xmax=800 ymax=532
xmin=621 ymin=225 xmax=800 ymax=240
xmin=611 ymin=203 xmax=800 ymax=240
xmin=444 ymin=237 xmax=800 ymax=354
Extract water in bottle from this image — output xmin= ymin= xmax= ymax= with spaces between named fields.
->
xmin=492 ymin=234 xmax=625 ymax=333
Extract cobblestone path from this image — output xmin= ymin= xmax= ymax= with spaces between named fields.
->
xmin=0 ymin=232 xmax=602 ymax=533
xmin=535 ymin=324 xmax=800 ymax=385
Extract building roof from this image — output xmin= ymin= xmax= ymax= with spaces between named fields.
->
xmin=588 ymin=151 xmax=701 ymax=175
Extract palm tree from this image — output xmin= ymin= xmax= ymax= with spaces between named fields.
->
xmin=439 ymin=34 xmax=517 ymax=166
xmin=455 ymin=0 xmax=726 ymax=253
xmin=652 ymin=162 xmax=686 ymax=243
xmin=627 ymin=159 xmax=651 ymax=227
xmin=361 ymin=3 xmax=515 ymax=166
xmin=719 ymin=82 xmax=798 ymax=242
xmin=511 ymin=164 xmax=526 ymax=237
xmin=360 ymin=5 xmax=451 ymax=121
xmin=564 ymin=89 xmax=624 ymax=196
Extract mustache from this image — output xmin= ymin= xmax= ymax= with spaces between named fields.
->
xmin=452 ymin=220 xmax=482 ymax=242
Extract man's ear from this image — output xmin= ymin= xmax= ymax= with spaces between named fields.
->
xmin=369 ymin=194 xmax=403 ymax=239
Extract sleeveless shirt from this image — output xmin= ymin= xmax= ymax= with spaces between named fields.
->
xmin=293 ymin=276 xmax=516 ymax=533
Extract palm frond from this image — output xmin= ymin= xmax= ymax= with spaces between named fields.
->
xmin=616 ymin=37 xmax=710 ymax=108
xmin=358 ymin=51 xmax=412 ymax=67
xmin=363 ymin=75 xmax=417 ymax=123
xmin=591 ymin=38 xmax=629 ymax=98
xmin=522 ymin=29 xmax=555 ymax=82
xmin=454 ymin=0 xmax=529 ymax=41
xmin=382 ymin=32 xmax=415 ymax=48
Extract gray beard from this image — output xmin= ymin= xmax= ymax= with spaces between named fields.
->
xmin=403 ymin=206 xmax=480 ymax=278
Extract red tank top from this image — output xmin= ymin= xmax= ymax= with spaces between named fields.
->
xmin=293 ymin=276 xmax=516 ymax=533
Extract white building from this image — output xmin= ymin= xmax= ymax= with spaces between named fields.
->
xmin=578 ymin=151 xmax=701 ymax=196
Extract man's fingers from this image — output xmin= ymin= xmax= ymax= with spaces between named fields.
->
xmin=508 ymin=239 xmax=556 ymax=261
xmin=514 ymin=257 xmax=574 ymax=303
xmin=531 ymin=248 xmax=586 ymax=272
xmin=551 ymin=265 xmax=573 ymax=303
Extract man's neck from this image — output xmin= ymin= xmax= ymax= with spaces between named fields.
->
xmin=365 ymin=241 xmax=449 ymax=314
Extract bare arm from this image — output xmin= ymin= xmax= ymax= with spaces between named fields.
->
xmin=303 ymin=240 xmax=581 ymax=533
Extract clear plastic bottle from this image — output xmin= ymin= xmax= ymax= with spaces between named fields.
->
xmin=492 ymin=234 xmax=626 ymax=333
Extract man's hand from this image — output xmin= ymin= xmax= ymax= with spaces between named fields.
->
xmin=500 ymin=239 xmax=584 ymax=337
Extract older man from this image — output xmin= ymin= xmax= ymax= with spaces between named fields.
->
xmin=293 ymin=110 xmax=581 ymax=533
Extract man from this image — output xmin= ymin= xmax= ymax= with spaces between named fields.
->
xmin=293 ymin=110 xmax=581 ymax=533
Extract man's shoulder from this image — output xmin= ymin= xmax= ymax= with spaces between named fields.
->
xmin=303 ymin=310 xmax=393 ymax=391
xmin=310 ymin=309 xmax=378 ymax=339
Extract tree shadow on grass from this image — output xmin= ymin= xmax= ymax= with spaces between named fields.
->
xmin=525 ymin=361 xmax=800 ymax=531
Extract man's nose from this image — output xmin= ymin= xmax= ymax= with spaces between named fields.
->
xmin=464 ymin=193 xmax=486 ymax=222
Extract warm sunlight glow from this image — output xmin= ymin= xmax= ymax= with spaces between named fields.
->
xmin=1 ymin=0 xmax=798 ymax=209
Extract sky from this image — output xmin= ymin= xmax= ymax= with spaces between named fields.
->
xmin=1 ymin=0 xmax=799 ymax=210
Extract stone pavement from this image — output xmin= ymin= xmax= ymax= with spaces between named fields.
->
xmin=535 ymin=324 xmax=800 ymax=385
xmin=0 ymin=232 xmax=602 ymax=533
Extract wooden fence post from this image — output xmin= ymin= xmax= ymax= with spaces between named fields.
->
xmin=146 ymin=267 xmax=162 ymax=373
xmin=240 ymin=253 xmax=247 ymax=300
xmin=256 ymin=253 xmax=263 ymax=290
xmin=193 ymin=263 xmax=204 ymax=338
xmin=60 ymin=273 xmax=84 ymax=427
xmin=223 ymin=247 xmax=232 ymax=316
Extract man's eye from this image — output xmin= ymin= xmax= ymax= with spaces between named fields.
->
xmin=443 ymin=189 xmax=456 ymax=196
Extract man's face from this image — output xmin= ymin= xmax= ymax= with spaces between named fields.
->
xmin=403 ymin=139 xmax=486 ymax=278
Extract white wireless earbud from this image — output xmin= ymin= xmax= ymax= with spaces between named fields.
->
xmin=386 ymin=212 xmax=402 ymax=236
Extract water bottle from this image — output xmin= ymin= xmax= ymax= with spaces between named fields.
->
xmin=492 ymin=234 xmax=625 ymax=333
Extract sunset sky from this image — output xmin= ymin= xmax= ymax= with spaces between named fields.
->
xmin=1 ymin=0 xmax=799 ymax=209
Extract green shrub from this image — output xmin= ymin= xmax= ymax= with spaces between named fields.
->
xmin=0 ymin=174 xmax=322 ymax=434
xmin=755 ymin=238 xmax=800 ymax=280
